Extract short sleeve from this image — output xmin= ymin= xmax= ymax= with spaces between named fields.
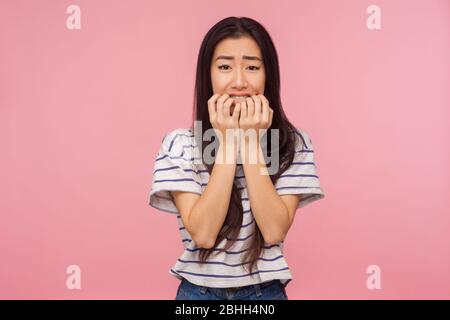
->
xmin=149 ymin=129 xmax=203 ymax=214
xmin=275 ymin=128 xmax=325 ymax=209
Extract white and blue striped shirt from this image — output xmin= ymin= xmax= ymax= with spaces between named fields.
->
xmin=149 ymin=127 xmax=325 ymax=288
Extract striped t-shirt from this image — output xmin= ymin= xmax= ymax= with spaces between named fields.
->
xmin=149 ymin=127 xmax=325 ymax=288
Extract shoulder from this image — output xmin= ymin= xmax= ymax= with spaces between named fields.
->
xmin=160 ymin=128 xmax=195 ymax=156
xmin=292 ymin=127 xmax=314 ymax=151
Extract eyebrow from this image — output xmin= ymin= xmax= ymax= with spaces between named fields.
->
xmin=215 ymin=55 xmax=262 ymax=62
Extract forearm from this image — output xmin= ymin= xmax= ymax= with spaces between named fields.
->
xmin=188 ymin=144 xmax=237 ymax=248
xmin=242 ymin=140 xmax=290 ymax=244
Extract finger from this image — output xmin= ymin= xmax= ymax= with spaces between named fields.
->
xmin=223 ymin=96 xmax=233 ymax=117
xmin=232 ymin=102 xmax=241 ymax=121
xmin=247 ymin=98 xmax=254 ymax=118
xmin=261 ymin=98 xmax=269 ymax=123
xmin=208 ymin=93 xmax=221 ymax=120
xmin=217 ymin=93 xmax=229 ymax=106
xmin=240 ymin=100 xmax=247 ymax=119
xmin=217 ymin=94 xmax=228 ymax=121
xmin=258 ymin=94 xmax=270 ymax=106
xmin=251 ymin=95 xmax=261 ymax=117
xmin=246 ymin=97 xmax=255 ymax=119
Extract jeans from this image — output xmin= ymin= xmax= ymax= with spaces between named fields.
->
xmin=175 ymin=278 xmax=289 ymax=300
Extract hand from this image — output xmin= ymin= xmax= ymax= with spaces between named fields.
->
xmin=238 ymin=94 xmax=273 ymax=139
xmin=208 ymin=93 xmax=241 ymax=138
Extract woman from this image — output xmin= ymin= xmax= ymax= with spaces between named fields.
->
xmin=149 ymin=16 xmax=325 ymax=300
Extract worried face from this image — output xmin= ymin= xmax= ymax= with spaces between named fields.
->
xmin=210 ymin=36 xmax=266 ymax=113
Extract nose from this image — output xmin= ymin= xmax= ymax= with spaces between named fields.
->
xmin=232 ymin=67 xmax=247 ymax=89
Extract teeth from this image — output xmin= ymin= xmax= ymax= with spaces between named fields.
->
xmin=230 ymin=96 xmax=250 ymax=100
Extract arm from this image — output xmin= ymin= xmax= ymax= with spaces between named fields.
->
xmin=172 ymin=143 xmax=237 ymax=249
xmin=237 ymin=94 xmax=301 ymax=244
xmin=172 ymin=93 xmax=241 ymax=249
xmin=241 ymin=139 xmax=300 ymax=244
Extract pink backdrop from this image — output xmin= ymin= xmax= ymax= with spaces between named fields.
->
xmin=1 ymin=0 xmax=449 ymax=299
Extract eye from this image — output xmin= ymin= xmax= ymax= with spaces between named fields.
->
xmin=218 ymin=65 xmax=231 ymax=70
xmin=218 ymin=65 xmax=261 ymax=71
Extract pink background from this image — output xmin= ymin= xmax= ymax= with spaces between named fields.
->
xmin=1 ymin=0 xmax=449 ymax=299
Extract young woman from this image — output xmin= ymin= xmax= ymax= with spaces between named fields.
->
xmin=149 ymin=16 xmax=325 ymax=300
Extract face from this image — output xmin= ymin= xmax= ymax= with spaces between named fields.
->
xmin=210 ymin=36 xmax=266 ymax=113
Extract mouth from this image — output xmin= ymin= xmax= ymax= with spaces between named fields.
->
xmin=229 ymin=95 xmax=251 ymax=103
